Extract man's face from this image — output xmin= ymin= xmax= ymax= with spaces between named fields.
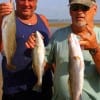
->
xmin=15 ymin=0 xmax=37 ymax=18
xmin=70 ymin=4 xmax=97 ymax=27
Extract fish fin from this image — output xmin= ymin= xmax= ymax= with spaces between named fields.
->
xmin=6 ymin=64 xmax=16 ymax=70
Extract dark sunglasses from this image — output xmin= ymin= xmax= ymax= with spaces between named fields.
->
xmin=70 ymin=4 xmax=90 ymax=11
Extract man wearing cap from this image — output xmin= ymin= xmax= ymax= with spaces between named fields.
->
xmin=26 ymin=0 xmax=100 ymax=100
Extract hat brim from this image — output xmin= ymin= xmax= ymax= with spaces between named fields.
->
xmin=70 ymin=1 xmax=92 ymax=7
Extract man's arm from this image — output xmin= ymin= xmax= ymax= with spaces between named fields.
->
xmin=0 ymin=16 xmax=3 ymax=51
xmin=89 ymin=46 xmax=100 ymax=74
xmin=79 ymin=25 xmax=100 ymax=74
xmin=40 ymin=15 xmax=51 ymax=38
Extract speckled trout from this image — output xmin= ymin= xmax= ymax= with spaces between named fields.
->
xmin=1 ymin=0 xmax=16 ymax=70
xmin=68 ymin=33 xmax=85 ymax=100
xmin=32 ymin=31 xmax=45 ymax=92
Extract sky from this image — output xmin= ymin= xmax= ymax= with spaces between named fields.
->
xmin=36 ymin=0 xmax=100 ymax=20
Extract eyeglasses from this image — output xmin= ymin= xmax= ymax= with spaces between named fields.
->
xmin=70 ymin=4 xmax=90 ymax=11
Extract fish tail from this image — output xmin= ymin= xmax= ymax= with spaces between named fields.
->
xmin=32 ymin=75 xmax=42 ymax=92
xmin=32 ymin=82 xmax=42 ymax=92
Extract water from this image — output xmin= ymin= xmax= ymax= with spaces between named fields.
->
xmin=50 ymin=20 xmax=100 ymax=34
xmin=50 ymin=27 xmax=58 ymax=34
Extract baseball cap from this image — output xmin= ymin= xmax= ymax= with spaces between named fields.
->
xmin=69 ymin=0 xmax=96 ymax=7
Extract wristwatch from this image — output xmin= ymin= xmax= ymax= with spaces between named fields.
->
xmin=89 ymin=48 xmax=97 ymax=55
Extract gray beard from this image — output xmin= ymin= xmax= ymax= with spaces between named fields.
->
xmin=75 ymin=21 xmax=87 ymax=27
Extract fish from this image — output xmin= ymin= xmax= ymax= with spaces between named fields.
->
xmin=68 ymin=33 xmax=85 ymax=100
xmin=32 ymin=31 xmax=45 ymax=92
xmin=1 ymin=0 xmax=16 ymax=70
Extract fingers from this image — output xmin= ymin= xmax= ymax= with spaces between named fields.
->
xmin=86 ymin=26 xmax=93 ymax=34
xmin=79 ymin=33 xmax=91 ymax=41
xmin=0 ymin=3 xmax=12 ymax=17
xmin=79 ymin=25 xmax=95 ymax=41
xmin=80 ymin=40 xmax=87 ymax=47
xmin=86 ymin=25 xmax=96 ymax=38
xmin=25 ymin=32 xmax=44 ymax=49
xmin=25 ymin=33 xmax=36 ymax=48
xmin=79 ymin=25 xmax=98 ymax=50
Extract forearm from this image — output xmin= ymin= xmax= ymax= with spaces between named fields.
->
xmin=0 ymin=16 xmax=3 ymax=51
xmin=90 ymin=46 xmax=100 ymax=74
xmin=0 ymin=16 xmax=2 ymax=31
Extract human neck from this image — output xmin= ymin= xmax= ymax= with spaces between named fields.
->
xmin=16 ymin=12 xmax=37 ymax=25
xmin=71 ymin=23 xmax=94 ymax=35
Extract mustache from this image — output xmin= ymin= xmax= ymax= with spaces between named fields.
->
xmin=21 ymin=5 xmax=37 ymax=10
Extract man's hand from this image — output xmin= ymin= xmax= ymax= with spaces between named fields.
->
xmin=79 ymin=25 xmax=99 ymax=50
xmin=0 ymin=2 xmax=12 ymax=18
xmin=25 ymin=33 xmax=37 ymax=49
xmin=25 ymin=32 xmax=44 ymax=49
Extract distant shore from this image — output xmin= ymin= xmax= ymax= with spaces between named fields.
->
xmin=49 ymin=22 xmax=100 ymax=28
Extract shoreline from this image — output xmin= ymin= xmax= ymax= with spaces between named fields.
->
xmin=49 ymin=22 xmax=100 ymax=28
